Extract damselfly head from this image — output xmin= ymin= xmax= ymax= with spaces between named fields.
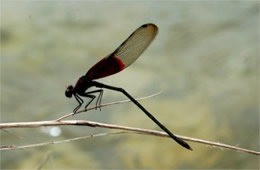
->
xmin=65 ymin=85 xmax=74 ymax=98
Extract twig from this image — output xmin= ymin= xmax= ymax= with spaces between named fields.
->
xmin=0 ymin=119 xmax=259 ymax=155
xmin=55 ymin=90 xmax=162 ymax=121
xmin=1 ymin=132 xmax=126 ymax=151
xmin=37 ymin=150 xmax=52 ymax=170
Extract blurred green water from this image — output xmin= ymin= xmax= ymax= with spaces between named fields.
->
xmin=1 ymin=1 xmax=259 ymax=169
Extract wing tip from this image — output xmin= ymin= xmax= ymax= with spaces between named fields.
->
xmin=141 ymin=23 xmax=158 ymax=32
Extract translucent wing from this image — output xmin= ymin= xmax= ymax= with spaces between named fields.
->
xmin=85 ymin=23 xmax=158 ymax=80
xmin=113 ymin=23 xmax=158 ymax=67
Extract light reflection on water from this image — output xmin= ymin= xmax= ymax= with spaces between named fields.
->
xmin=41 ymin=127 xmax=61 ymax=137
xmin=1 ymin=1 xmax=259 ymax=169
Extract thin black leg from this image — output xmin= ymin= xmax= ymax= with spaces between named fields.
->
xmin=82 ymin=94 xmax=95 ymax=110
xmin=96 ymin=90 xmax=103 ymax=110
xmin=92 ymin=81 xmax=192 ymax=150
xmin=73 ymin=94 xmax=84 ymax=114
xmin=83 ymin=89 xmax=103 ymax=110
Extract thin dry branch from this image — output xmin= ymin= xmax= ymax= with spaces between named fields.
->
xmin=1 ymin=119 xmax=259 ymax=155
xmin=55 ymin=90 xmax=162 ymax=121
xmin=0 ymin=132 xmax=127 ymax=150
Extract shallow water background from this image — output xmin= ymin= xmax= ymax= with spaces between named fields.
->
xmin=1 ymin=1 xmax=259 ymax=169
